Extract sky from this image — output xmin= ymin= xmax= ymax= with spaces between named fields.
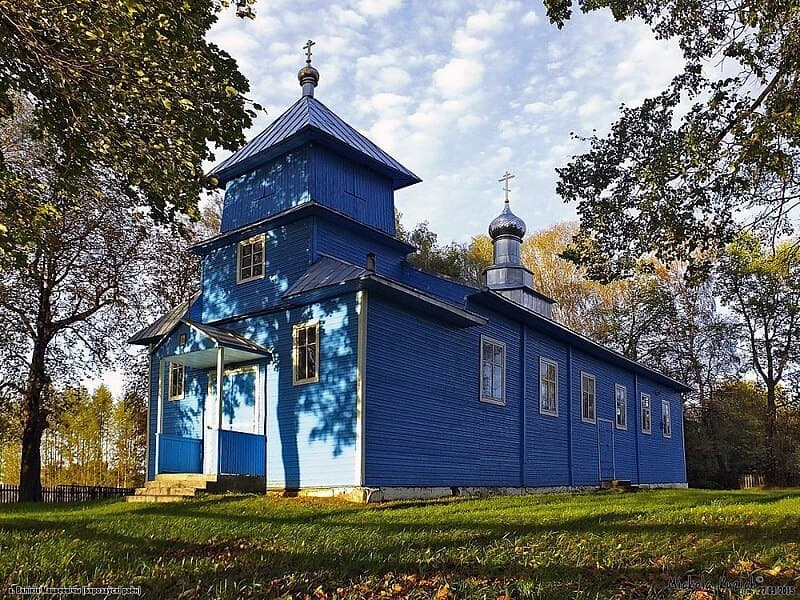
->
xmin=205 ymin=0 xmax=686 ymax=244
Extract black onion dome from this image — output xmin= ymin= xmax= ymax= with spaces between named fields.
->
xmin=488 ymin=202 xmax=526 ymax=239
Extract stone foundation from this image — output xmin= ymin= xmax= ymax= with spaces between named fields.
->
xmin=265 ymin=483 xmax=687 ymax=503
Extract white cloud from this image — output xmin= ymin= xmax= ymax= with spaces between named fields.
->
xmin=357 ymin=0 xmax=403 ymax=16
xmin=433 ymin=58 xmax=485 ymax=97
xmin=521 ymin=10 xmax=539 ymax=25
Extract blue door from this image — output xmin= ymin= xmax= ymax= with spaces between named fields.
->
xmin=598 ymin=420 xmax=614 ymax=480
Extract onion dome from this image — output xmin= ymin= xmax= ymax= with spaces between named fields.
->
xmin=488 ymin=200 xmax=526 ymax=240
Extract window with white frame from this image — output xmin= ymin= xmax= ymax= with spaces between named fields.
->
xmin=539 ymin=357 xmax=558 ymax=416
xmin=641 ymin=393 xmax=652 ymax=434
xmin=168 ymin=362 xmax=184 ymax=400
xmin=293 ymin=321 xmax=319 ymax=385
xmin=581 ymin=372 xmax=596 ymax=423
xmin=480 ymin=336 xmax=505 ymax=405
xmin=615 ymin=384 xmax=627 ymax=429
xmin=237 ymin=234 xmax=265 ymax=283
xmin=662 ymin=399 xmax=671 ymax=438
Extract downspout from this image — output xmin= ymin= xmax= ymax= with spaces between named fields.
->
xmin=356 ymin=290 xmax=368 ymax=487
xmin=155 ymin=358 xmax=165 ymax=476
xmin=216 ymin=346 xmax=225 ymax=475
xmin=145 ymin=346 xmax=153 ymax=481
xmin=634 ymin=374 xmax=641 ymax=485
xmin=567 ymin=345 xmax=573 ymax=486
xmin=520 ymin=324 xmax=527 ymax=488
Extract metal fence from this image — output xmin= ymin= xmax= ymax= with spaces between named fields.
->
xmin=0 ymin=483 xmax=135 ymax=503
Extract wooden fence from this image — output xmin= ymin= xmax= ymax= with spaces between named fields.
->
xmin=0 ymin=483 xmax=135 ymax=503
xmin=739 ymin=473 xmax=766 ymax=489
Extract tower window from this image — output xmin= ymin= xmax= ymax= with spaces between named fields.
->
xmin=237 ymin=234 xmax=265 ymax=283
xmin=293 ymin=321 xmax=320 ymax=385
xmin=480 ymin=336 xmax=506 ymax=405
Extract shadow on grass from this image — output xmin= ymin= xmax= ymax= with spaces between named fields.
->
xmin=1 ymin=490 xmax=798 ymax=597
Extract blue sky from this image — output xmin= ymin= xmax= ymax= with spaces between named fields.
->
xmin=206 ymin=0 xmax=686 ymax=244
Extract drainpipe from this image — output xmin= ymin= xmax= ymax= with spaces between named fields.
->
xmin=567 ymin=345 xmax=573 ymax=486
xmin=520 ymin=324 xmax=527 ymax=488
xmin=216 ymin=346 xmax=225 ymax=475
xmin=634 ymin=374 xmax=640 ymax=485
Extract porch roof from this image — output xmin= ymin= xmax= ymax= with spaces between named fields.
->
xmin=161 ymin=319 xmax=274 ymax=369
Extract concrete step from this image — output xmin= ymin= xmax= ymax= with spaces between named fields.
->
xmin=136 ymin=486 xmax=200 ymax=496
xmin=155 ymin=473 xmax=216 ymax=484
xmin=125 ymin=493 xmax=189 ymax=503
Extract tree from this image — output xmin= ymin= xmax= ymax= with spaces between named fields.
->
xmin=396 ymin=213 xmax=481 ymax=282
xmin=716 ymin=232 xmax=800 ymax=484
xmin=0 ymin=0 xmax=258 ymax=259
xmin=549 ymin=0 xmax=800 ymax=280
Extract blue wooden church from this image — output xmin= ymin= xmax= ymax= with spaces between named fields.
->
xmin=130 ymin=46 xmax=689 ymax=501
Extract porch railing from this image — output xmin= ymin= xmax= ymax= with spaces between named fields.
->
xmin=219 ymin=430 xmax=265 ymax=476
xmin=157 ymin=434 xmax=202 ymax=473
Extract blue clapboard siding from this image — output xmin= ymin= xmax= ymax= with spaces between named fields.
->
xmin=158 ymin=434 xmax=202 ymax=473
xmin=637 ymin=377 xmax=686 ymax=484
xmin=313 ymin=217 xmax=405 ymax=279
xmin=399 ymin=264 xmax=478 ymax=305
xmin=310 ymin=146 xmax=395 ymax=234
xmin=219 ymin=430 xmax=265 ymax=476
xmin=201 ymin=219 xmax=312 ymax=321
xmin=365 ymin=295 xmax=522 ymax=487
xmin=221 ymin=148 xmax=311 ymax=232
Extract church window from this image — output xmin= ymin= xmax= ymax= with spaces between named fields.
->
xmin=293 ymin=321 xmax=319 ymax=385
xmin=641 ymin=393 xmax=652 ymax=434
xmin=581 ymin=372 xmax=596 ymax=423
xmin=168 ymin=362 xmax=184 ymax=400
xmin=615 ymin=384 xmax=627 ymax=429
xmin=662 ymin=399 xmax=671 ymax=438
xmin=539 ymin=357 xmax=558 ymax=416
xmin=480 ymin=336 xmax=505 ymax=405
xmin=237 ymin=234 xmax=265 ymax=283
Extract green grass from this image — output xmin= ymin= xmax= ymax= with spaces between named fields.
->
xmin=1 ymin=489 xmax=799 ymax=599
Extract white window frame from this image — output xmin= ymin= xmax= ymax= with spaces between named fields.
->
xmin=662 ymin=399 xmax=672 ymax=438
xmin=641 ymin=393 xmax=652 ymax=434
xmin=293 ymin=320 xmax=320 ymax=385
xmin=168 ymin=362 xmax=184 ymax=401
xmin=615 ymin=384 xmax=627 ymax=430
xmin=539 ymin=357 xmax=558 ymax=416
xmin=479 ymin=335 xmax=506 ymax=406
xmin=236 ymin=233 xmax=265 ymax=284
xmin=581 ymin=372 xmax=596 ymax=424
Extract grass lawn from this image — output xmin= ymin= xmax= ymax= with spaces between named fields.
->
xmin=1 ymin=489 xmax=799 ymax=599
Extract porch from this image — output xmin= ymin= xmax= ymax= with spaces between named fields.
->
xmin=153 ymin=320 xmax=272 ymax=480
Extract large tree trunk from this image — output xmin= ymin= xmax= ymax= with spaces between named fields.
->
xmin=18 ymin=339 xmax=49 ymax=502
xmin=765 ymin=384 xmax=782 ymax=486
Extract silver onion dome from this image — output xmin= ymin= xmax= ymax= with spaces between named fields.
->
xmin=488 ymin=201 xmax=526 ymax=240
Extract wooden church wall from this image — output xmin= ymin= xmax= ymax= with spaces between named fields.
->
xmin=220 ymin=148 xmax=312 ymax=233
xmin=309 ymin=145 xmax=395 ymax=234
xmin=363 ymin=295 xmax=688 ymax=489
xmin=201 ymin=219 xmax=312 ymax=322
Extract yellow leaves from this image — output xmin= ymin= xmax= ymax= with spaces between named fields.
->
xmin=161 ymin=98 xmax=172 ymax=110
xmin=434 ymin=583 xmax=452 ymax=599
xmin=225 ymin=85 xmax=239 ymax=98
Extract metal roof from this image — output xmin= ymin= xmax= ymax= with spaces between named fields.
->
xmin=211 ymin=96 xmax=421 ymax=189
xmin=182 ymin=320 xmax=273 ymax=357
xmin=128 ymin=292 xmax=199 ymax=345
xmin=283 ymin=255 xmax=368 ymax=297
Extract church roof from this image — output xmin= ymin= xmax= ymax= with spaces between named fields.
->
xmin=128 ymin=292 xmax=199 ymax=345
xmin=211 ymin=96 xmax=421 ymax=189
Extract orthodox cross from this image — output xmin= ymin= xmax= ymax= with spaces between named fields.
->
xmin=303 ymin=39 xmax=315 ymax=65
xmin=499 ymin=171 xmax=514 ymax=203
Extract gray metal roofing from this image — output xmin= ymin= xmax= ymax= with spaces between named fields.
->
xmin=128 ymin=292 xmax=199 ymax=345
xmin=183 ymin=320 xmax=272 ymax=356
xmin=283 ymin=255 xmax=368 ymax=297
xmin=210 ymin=96 xmax=420 ymax=187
